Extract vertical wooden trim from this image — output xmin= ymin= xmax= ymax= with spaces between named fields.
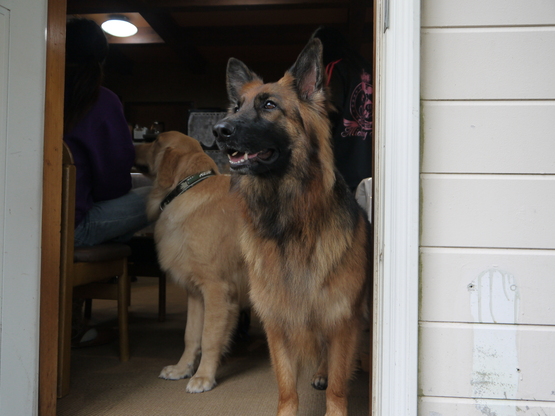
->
xmin=372 ymin=0 xmax=420 ymax=415
xmin=39 ymin=0 xmax=66 ymax=414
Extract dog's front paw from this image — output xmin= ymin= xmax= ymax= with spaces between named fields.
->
xmin=186 ymin=375 xmax=217 ymax=393
xmin=159 ymin=365 xmax=193 ymax=380
xmin=311 ymin=373 xmax=328 ymax=390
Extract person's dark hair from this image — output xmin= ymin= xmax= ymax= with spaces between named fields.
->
xmin=64 ymin=18 xmax=109 ymax=133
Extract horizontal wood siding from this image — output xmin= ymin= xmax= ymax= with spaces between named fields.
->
xmin=421 ymin=28 xmax=555 ymax=100
xmin=420 ymin=1 xmax=555 ymax=414
xmin=421 ymin=247 xmax=555 ymax=325
xmin=420 ymin=323 xmax=555 ymax=400
xmin=422 ymin=102 xmax=555 ymax=174
xmin=421 ymin=175 xmax=555 ymax=249
xmin=419 ymin=397 xmax=555 ymax=415
xmin=422 ymin=0 xmax=555 ymax=27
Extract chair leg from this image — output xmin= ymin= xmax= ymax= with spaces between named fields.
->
xmin=158 ymin=273 xmax=166 ymax=322
xmin=57 ymin=282 xmax=74 ymax=398
xmin=117 ymin=260 xmax=130 ymax=362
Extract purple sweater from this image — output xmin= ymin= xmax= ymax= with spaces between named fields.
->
xmin=64 ymin=87 xmax=135 ymax=227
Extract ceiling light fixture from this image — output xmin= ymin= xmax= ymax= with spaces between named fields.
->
xmin=101 ymin=15 xmax=138 ymax=38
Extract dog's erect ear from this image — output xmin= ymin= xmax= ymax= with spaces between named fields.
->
xmin=226 ymin=58 xmax=262 ymax=102
xmin=157 ymin=146 xmax=185 ymax=189
xmin=288 ymin=38 xmax=324 ymax=101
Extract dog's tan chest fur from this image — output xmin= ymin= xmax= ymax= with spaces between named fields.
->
xmin=241 ymin=208 xmax=368 ymax=332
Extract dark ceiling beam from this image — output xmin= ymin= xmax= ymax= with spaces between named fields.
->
xmin=67 ymin=0 xmax=347 ymax=14
xmin=104 ymin=24 xmax=332 ymax=50
xmin=118 ymin=0 xmax=208 ymax=74
xmin=68 ymin=0 xmax=208 ymax=74
xmin=65 ymin=0 xmax=370 ymax=70
xmin=136 ymin=9 xmax=208 ymax=73
xmin=180 ymin=24 xmax=331 ymax=47
xmin=147 ymin=0 xmax=348 ymax=9
xmin=67 ymin=0 xmax=136 ymax=14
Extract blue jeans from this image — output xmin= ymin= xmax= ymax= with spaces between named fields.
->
xmin=74 ymin=186 xmax=152 ymax=247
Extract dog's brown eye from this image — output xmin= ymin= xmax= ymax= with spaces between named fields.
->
xmin=233 ymin=105 xmax=240 ymax=113
xmin=263 ymin=100 xmax=276 ymax=110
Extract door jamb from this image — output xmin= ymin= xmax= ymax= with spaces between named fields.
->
xmin=372 ymin=0 xmax=420 ymax=414
xmin=39 ymin=0 xmax=66 ymax=414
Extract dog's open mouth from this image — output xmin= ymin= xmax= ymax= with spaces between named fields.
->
xmin=227 ymin=148 xmax=277 ymax=168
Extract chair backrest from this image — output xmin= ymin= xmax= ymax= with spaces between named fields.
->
xmin=61 ymin=143 xmax=76 ymax=279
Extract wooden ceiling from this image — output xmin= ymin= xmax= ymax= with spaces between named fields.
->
xmin=67 ymin=0 xmax=374 ymax=74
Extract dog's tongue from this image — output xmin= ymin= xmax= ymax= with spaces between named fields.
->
xmin=229 ymin=150 xmax=272 ymax=164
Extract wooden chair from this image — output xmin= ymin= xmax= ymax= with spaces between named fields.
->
xmin=57 ymin=143 xmax=132 ymax=398
xmin=80 ymin=174 xmax=167 ymax=323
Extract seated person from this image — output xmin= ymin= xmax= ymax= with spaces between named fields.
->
xmin=64 ymin=17 xmax=150 ymax=247
xmin=64 ymin=18 xmax=151 ymax=346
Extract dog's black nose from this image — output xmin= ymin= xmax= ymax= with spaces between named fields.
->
xmin=213 ymin=121 xmax=235 ymax=140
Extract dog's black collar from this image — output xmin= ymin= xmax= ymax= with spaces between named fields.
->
xmin=159 ymin=170 xmax=215 ymax=211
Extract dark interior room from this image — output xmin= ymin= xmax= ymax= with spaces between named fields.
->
xmin=58 ymin=1 xmax=374 ymax=415
xmin=66 ymin=0 xmax=373 ymax=135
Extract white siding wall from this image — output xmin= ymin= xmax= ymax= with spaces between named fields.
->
xmin=420 ymin=1 xmax=555 ymax=415
xmin=0 ymin=0 xmax=47 ymax=414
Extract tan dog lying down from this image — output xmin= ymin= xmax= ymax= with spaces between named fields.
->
xmin=135 ymin=131 xmax=249 ymax=393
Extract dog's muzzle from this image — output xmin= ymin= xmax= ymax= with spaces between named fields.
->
xmin=213 ymin=119 xmax=281 ymax=174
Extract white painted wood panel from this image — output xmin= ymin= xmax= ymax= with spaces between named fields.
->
xmin=422 ymin=0 xmax=555 ymax=28
xmin=0 ymin=6 xmax=8 ymax=335
xmin=421 ymin=28 xmax=555 ymax=100
xmin=421 ymin=174 xmax=555 ymax=249
xmin=421 ymin=101 xmax=555 ymax=174
xmin=421 ymin=247 xmax=555 ymax=325
xmin=374 ymin=2 xmax=421 ymax=415
xmin=420 ymin=322 xmax=555 ymax=401
xmin=0 ymin=0 xmax=47 ymax=414
xmin=420 ymin=397 xmax=555 ymax=416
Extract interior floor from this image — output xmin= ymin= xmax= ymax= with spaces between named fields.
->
xmin=57 ymin=278 xmax=370 ymax=416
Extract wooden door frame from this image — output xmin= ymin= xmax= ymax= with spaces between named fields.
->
xmin=38 ymin=2 xmax=409 ymax=415
xmin=39 ymin=0 xmax=66 ymax=414
xmin=372 ymin=0 xmax=420 ymax=415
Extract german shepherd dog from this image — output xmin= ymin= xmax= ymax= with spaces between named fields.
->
xmin=213 ymin=39 xmax=371 ymax=416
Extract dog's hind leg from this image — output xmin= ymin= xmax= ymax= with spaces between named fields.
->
xmin=265 ymin=326 xmax=299 ymax=416
xmin=186 ymin=282 xmax=239 ymax=393
xmin=324 ymin=320 xmax=360 ymax=416
xmin=159 ymin=293 xmax=204 ymax=380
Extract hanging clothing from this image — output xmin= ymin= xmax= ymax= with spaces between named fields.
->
xmin=325 ymin=55 xmax=373 ymax=191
